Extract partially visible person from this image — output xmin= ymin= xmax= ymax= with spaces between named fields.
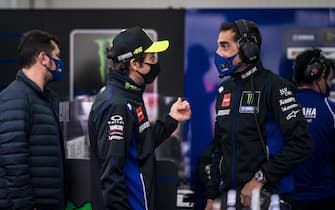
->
xmin=291 ymin=48 xmax=335 ymax=210
xmin=196 ymin=141 xmax=216 ymax=209
xmin=0 ymin=30 xmax=66 ymax=209
xmin=88 ymin=27 xmax=191 ymax=210
xmin=205 ymin=19 xmax=313 ymax=210
xmin=197 ymin=142 xmax=215 ymax=191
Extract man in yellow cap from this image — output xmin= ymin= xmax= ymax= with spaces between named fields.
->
xmin=88 ymin=27 xmax=191 ymax=210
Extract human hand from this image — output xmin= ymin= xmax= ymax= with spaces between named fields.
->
xmin=169 ymin=97 xmax=191 ymax=122
xmin=240 ymin=177 xmax=264 ymax=207
xmin=205 ymin=199 xmax=214 ymax=210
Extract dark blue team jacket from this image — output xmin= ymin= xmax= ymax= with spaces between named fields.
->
xmin=291 ymin=88 xmax=335 ymax=201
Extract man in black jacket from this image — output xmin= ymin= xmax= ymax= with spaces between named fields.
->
xmin=88 ymin=27 xmax=191 ymax=210
xmin=205 ymin=20 xmax=313 ymax=210
xmin=0 ymin=30 xmax=66 ymax=209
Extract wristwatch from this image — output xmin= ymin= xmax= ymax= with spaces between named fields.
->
xmin=255 ymin=170 xmax=266 ymax=184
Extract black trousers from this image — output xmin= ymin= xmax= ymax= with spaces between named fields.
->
xmin=292 ymin=196 xmax=335 ymax=210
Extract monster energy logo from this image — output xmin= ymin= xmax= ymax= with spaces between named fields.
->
xmin=95 ymin=38 xmax=113 ymax=83
xmin=239 ymin=91 xmax=261 ymax=113
xmin=66 ymin=201 xmax=92 ymax=210
xmin=246 ymin=93 xmax=254 ymax=105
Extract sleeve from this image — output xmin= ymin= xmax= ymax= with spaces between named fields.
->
xmin=95 ymin=103 xmax=132 ymax=210
xmin=197 ymin=142 xmax=215 ymax=186
xmin=261 ymin=79 xmax=313 ymax=184
xmin=207 ymin=123 xmax=222 ymax=199
xmin=152 ymin=114 xmax=179 ymax=148
xmin=0 ymin=95 xmax=34 ymax=209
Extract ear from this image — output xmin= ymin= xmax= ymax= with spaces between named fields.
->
xmin=129 ymin=58 xmax=138 ymax=71
xmin=37 ymin=51 xmax=48 ymax=66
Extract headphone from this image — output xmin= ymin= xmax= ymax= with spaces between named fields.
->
xmin=304 ymin=53 xmax=326 ymax=82
xmin=234 ymin=19 xmax=260 ymax=64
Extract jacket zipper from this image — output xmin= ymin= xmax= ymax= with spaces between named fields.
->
xmin=231 ymin=80 xmax=241 ymax=189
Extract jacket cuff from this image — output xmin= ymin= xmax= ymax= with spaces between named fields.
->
xmin=165 ymin=114 xmax=179 ymax=128
xmin=261 ymin=166 xmax=272 ymax=185
xmin=207 ymin=191 xmax=218 ymax=200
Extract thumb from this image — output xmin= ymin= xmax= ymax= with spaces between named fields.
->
xmin=176 ymin=97 xmax=182 ymax=103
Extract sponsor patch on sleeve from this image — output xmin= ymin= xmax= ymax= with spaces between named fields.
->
xmin=217 ymin=109 xmax=230 ymax=116
xmin=286 ymin=109 xmax=300 ymax=120
xmin=139 ymin=121 xmax=150 ymax=133
xmin=279 ymin=87 xmax=292 ymax=96
xmin=136 ymin=106 xmax=145 ymax=122
xmin=107 ymin=115 xmax=124 ymax=141
xmin=278 ymin=86 xmax=301 ymax=120
xmin=221 ymin=93 xmax=231 ymax=107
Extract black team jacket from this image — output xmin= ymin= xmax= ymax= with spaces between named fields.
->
xmin=89 ymin=71 xmax=178 ymax=210
xmin=207 ymin=63 xmax=313 ymax=199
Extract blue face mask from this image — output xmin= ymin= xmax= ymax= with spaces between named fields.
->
xmin=214 ymin=52 xmax=241 ymax=77
xmin=46 ymin=55 xmax=64 ymax=81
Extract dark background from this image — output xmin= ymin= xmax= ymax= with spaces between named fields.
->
xmin=0 ymin=9 xmax=184 ymax=98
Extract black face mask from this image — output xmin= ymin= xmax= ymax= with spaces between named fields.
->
xmin=138 ymin=62 xmax=161 ymax=84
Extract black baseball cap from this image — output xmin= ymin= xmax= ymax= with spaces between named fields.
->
xmin=109 ymin=27 xmax=169 ymax=62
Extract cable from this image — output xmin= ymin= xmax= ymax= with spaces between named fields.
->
xmin=250 ymin=73 xmax=269 ymax=160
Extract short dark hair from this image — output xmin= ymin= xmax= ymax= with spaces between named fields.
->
xmin=17 ymin=29 xmax=60 ymax=68
xmin=219 ymin=20 xmax=262 ymax=47
xmin=107 ymin=50 xmax=146 ymax=74
xmin=293 ymin=48 xmax=331 ymax=85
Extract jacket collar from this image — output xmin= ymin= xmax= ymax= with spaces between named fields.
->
xmin=297 ymin=87 xmax=322 ymax=96
xmin=16 ymin=69 xmax=46 ymax=96
xmin=16 ymin=69 xmax=56 ymax=100
xmin=231 ymin=62 xmax=263 ymax=80
xmin=107 ymin=71 xmax=145 ymax=94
